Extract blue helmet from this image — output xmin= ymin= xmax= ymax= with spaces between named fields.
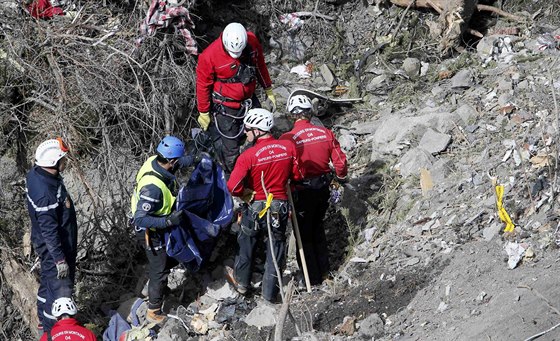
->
xmin=157 ymin=136 xmax=185 ymax=159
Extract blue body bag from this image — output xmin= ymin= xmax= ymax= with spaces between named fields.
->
xmin=164 ymin=156 xmax=233 ymax=271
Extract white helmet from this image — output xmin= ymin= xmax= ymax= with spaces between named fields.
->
xmin=52 ymin=297 xmax=77 ymax=318
xmin=287 ymin=94 xmax=313 ymax=114
xmin=244 ymin=108 xmax=274 ymax=132
xmin=222 ymin=23 xmax=248 ymax=58
xmin=35 ymin=138 xmax=68 ymax=167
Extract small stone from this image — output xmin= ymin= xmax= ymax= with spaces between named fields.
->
xmin=338 ymin=134 xmax=357 ymax=152
xmin=336 ymin=316 xmax=357 ymax=336
xmin=517 ymin=80 xmax=529 ymax=89
xmin=405 ymin=257 xmax=420 ymax=267
xmin=476 ymin=291 xmax=487 ymax=302
xmin=366 ymin=74 xmax=388 ymax=91
xmin=358 ymin=313 xmax=384 ymax=338
xmin=244 ymin=302 xmax=277 ymax=328
xmin=402 ymin=57 xmax=421 ymax=78
xmin=465 ymin=125 xmax=479 ymax=133
xmin=319 ymin=64 xmax=336 ymax=87
xmin=420 ymin=61 xmax=430 ymax=76
xmin=451 ymin=69 xmax=473 ymax=89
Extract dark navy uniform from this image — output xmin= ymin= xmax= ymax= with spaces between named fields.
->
xmin=26 ymin=166 xmax=77 ymax=332
xmin=131 ymin=155 xmax=193 ymax=310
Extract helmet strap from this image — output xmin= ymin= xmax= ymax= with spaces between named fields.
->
xmin=170 ymin=158 xmax=181 ymax=173
xmin=254 ymin=130 xmax=269 ymax=140
xmin=55 ymin=156 xmax=68 ymax=173
xmin=156 ymin=153 xmax=178 ymax=172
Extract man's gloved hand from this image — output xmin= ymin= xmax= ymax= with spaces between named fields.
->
xmin=166 ymin=210 xmax=184 ymax=227
xmin=56 ymin=260 xmax=69 ymax=279
xmin=194 ymin=151 xmax=212 ymax=165
xmin=197 ymin=112 xmax=211 ymax=131
xmin=240 ymin=189 xmax=256 ymax=204
xmin=265 ymin=88 xmax=276 ymax=112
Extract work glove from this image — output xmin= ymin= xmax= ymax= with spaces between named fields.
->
xmin=197 ymin=112 xmax=211 ymax=131
xmin=264 ymin=88 xmax=277 ymax=112
xmin=194 ymin=151 xmax=211 ymax=164
xmin=56 ymin=260 xmax=69 ymax=279
xmin=240 ymin=189 xmax=256 ymax=204
xmin=166 ymin=210 xmax=184 ymax=227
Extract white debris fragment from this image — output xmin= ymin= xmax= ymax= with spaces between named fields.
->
xmin=504 ymin=242 xmax=527 ymax=269
xmin=290 ymin=64 xmax=311 ymax=78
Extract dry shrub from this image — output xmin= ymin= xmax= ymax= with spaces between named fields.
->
xmin=0 ymin=0 xmax=200 ymax=324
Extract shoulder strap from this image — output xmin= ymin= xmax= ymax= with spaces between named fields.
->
xmin=47 ymin=330 xmax=53 ymax=341
xmin=141 ymin=170 xmax=166 ymax=183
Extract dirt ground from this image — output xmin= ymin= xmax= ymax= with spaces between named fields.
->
xmin=383 ymin=240 xmax=560 ymax=341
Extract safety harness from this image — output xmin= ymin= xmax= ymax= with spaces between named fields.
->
xmin=216 ymin=63 xmax=257 ymax=85
xmin=210 ymin=47 xmax=258 ymax=140
xmin=216 ymin=46 xmax=257 ymax=85
xmin=211 ymin=98 xmax=252 ymax=140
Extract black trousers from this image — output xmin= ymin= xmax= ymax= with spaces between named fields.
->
xmin=234 ymin=200 xmax=288 ymax=301
xmin=294 ymin=186 xmax=331 ymax=285
xmin=137 ymin=230 xmax=178 ymax=310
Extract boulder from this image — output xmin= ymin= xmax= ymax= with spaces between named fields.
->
xmin=398 ymin=148 xmax=436 ymax=177
xmin=419 ymin=128 xmax=452 ymax=155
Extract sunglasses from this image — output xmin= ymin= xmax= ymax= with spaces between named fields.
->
xmin=290 ymin=107 xmax=308 ymax=115
xmin=56 ymin=137 xmax=69 ymax=153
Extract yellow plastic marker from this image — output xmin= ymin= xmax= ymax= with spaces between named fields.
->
xmin=258 ymin=193 xmax=274 ymax=219
xmin=495 ymin=184 xmax=515 ymax=233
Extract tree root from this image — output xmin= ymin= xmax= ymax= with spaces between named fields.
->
xmin=476 ymin=4 xmax=525 ymax=22
xmin=275 ymin=280 xmax=295 ymax=341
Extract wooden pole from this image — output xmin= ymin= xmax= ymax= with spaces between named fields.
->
xmin=286 ymin=183 xmax=312 ymax=293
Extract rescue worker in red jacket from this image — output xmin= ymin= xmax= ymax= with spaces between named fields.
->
xmin=196 ymin=22 xmax=276 ymax=174
xmin=40 ymin=297 xmax=97 ymax=341
xmin=280 ymin=94 xmax=348 ymax=286
xmin=26 ymin=0 xmax=64 ymax=19
xmin=226 ymin=108 xmax=302 ymax=303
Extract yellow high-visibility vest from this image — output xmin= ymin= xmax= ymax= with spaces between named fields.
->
xmin=130 ymin=156 xmax=176 ymax=218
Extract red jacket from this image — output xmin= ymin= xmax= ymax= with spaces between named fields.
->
xmin=280 ymin=120 xmax=348 ymax=179
xmin=227 ymin=136 xmax=303 ymax=201
xmin=27 ymin=0 xmax=64 ymax=19
xmin=40 ymin=318 xmax=97 ymax=341
xmin=196 ymin=31 xmax=272 ymax=113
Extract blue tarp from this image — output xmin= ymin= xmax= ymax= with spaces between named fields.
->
xmin=164 ymin=156 xmax=233 ymax=272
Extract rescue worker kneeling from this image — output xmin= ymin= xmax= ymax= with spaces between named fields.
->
xmin=131 ymin=135 xmax=195 ymax=323
xmin=226 ymin=108 xmax=303 ymax=303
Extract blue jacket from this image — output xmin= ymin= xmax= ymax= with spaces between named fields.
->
xmin=26 ymin=166 xmax=77 ymax=263
xmin=133 ymin=155 xmax=194 ymax=229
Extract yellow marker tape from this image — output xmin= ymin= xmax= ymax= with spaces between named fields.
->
xmin=258 ymin=193 xmax=274 ymax=219
xmin=495 ymin=185 xmax=515 ymax=233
